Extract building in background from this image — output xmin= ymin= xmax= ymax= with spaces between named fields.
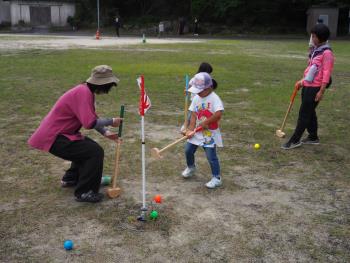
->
xmin=0 ymin=0 xmax=11 ymax=24
xmin=0 ymin=0 xmax=75 ymax=28
xmin=307 ymin=6 xmax=339 ymax=38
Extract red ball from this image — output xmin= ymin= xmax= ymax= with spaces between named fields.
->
xmin=154 ymin=195 xmax=162 ymax=203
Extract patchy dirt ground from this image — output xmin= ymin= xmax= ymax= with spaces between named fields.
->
xmin=0 ymin=33 xmax=203 ymax=51
xmin=0 ymin=35 xmax=349 ymax=263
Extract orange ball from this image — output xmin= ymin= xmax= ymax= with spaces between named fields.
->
xmin=154 ymin=195 xmax=162 ymax=203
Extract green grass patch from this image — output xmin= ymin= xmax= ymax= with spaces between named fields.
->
xmin=0 ymin=38 xmax=349 ymax=262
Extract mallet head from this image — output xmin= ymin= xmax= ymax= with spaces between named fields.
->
xmin=151 ymin=148 xmax=162 ymax=159
xmin=106 ymin=187 xmax=121 ymax=198
xmin=275 ymin=129 xmax=286 ymax=138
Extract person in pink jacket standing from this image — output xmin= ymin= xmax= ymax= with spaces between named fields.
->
xmin=28 ymin=65 xmax=122 ymax=202
xmin=282 ymin=24 xmax=334 ymax=150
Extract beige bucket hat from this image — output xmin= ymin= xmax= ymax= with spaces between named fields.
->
xmin=86 ymin=65 xmax=120 ymax=85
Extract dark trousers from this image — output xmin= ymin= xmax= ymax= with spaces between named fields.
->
xmin=290 ymin=87 xmax=320 ymax=143
xmin=49 ymin=135 xmax=104 ymax=197
xmin=194 ymin=24 xmax=198 ymax=34
xmin=115 ymin=27 xmax=120 ymax=37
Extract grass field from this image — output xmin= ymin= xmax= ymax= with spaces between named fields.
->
xmin=0 ymin=36 xmax=349 ymax=262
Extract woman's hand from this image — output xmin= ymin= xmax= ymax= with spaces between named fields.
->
xmin=104 ymin=130 xmax=118 ymax=141
xmin=295 ymin=79 xmax=303 ymax=90
xmin=315 ymin=90 xmax=325 ymax=102
xmin=111 ymin=118 xmax=123 ymax=127
xmin=315 ymin=86 xmax=326 ymax=102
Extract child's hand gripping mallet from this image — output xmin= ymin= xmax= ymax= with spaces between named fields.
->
xmin=276 ymin=82 xmax=300 ymax=138
xmin=183 ymin=74 xmax=190 ymax=131
xmin=151 ymin=126 xmax=203 ymax=159
xmin=107 ymin=105 xmax=125 ymax=198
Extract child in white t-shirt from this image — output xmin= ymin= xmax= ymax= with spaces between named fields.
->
xmin=181 ymin=62 xmax=217 ymax=135
xmin=182 ymin=72 xmax=224 ymax=189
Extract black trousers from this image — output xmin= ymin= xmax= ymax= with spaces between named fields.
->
xmin=49 ymin=135 xmax=104 ymax=197
xmin=290 ymin=87 xmax=320 ymax=143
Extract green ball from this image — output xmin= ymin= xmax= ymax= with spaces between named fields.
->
xmin=101 ymin=176 xmax=111 ymax=185
xmin=150 ymin=210 xmax=158 ymax=219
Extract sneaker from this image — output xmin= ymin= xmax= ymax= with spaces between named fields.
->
xmin=281 ymin=141 xmax=302 ymax=150
xmin=61 ymin=180 xmax=77 ymax=188
xmin=205 ymin=177 xmax=222 ymax=189
xmin=182 ymin=167 xmax=196 ymax=178
xmin=75 ymin=190 xmax=103 ymax=203
xmin=301 ymin=136 xmax=320 ymax=145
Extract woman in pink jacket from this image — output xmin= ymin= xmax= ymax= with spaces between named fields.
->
xmin=28 ymin=65 xmax=122 ymax=202
xmin=282 ymin=24 xmax=334 ymax=150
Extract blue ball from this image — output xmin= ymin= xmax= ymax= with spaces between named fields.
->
xmin=64 ymin=240 xmax=73 ymax=250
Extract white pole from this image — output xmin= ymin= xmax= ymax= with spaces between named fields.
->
xmin=141 ymin=115 xmax=146 ymax=210
xmin=97 ymin=0 xmax=100 ymax=30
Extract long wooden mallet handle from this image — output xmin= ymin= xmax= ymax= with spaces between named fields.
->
xmin=278 ymin=84 xmax=299 ymax=132
xmin=112 ymin=105 xmax=125 ymax=189
xmin=152 ymin=126 xmax=203 ymax=158
xmin=276 ymin=83 xmax=299 ymax=138
xmin=112 ymin=141 xmax=121 ymax=189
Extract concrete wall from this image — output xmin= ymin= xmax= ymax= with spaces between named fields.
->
xmin=307 ymin=7 xmax=339 ymax=38
xmin=51 ymin=4 xmax=75 ymax=26
xmin=0 ymin=0 xmax=11 ymax=23
xmin=9 ymin=1 xmax=75 ymax=26
xmin=10 ymin=3 xmax=30 ymax=24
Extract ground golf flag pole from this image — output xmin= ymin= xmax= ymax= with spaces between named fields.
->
xmin=184 ymin=74 xmax=190 ymax=131
xmin=137 ymin=75 xmax=151 ymax=221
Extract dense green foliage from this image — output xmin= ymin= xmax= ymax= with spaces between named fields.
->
xmin=71 ymin=0 xmax=349 ymax=33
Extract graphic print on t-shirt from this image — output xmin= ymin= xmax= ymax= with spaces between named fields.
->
xmin=195 ymin=102 xmax=218 ymax=146
xmin=188 ymin=92 xmax=224 ymax=148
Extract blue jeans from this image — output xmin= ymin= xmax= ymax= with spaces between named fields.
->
xmin=185 ymin=142 xmax=220 ymax=178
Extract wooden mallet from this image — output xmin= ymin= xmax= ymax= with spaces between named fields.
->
xmin=107 ymin=105 xmax=125 ymax=198
xmin=276 ymin=82 xmax=300 ymax=138
xmin=151 ymin=126 xmax=203 ymax=159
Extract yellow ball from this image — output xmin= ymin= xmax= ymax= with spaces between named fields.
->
xmin=254 ymin=143 xmax=260 ymax=149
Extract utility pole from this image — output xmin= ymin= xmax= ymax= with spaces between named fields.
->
xmin=97 ymin=0 xmax=100 ymax=31
xmin=95 ymin=0 xmax=100 ymax=39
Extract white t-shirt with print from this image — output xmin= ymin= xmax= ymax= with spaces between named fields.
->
xmin=188 ymin=92 xmax=224 ymax=147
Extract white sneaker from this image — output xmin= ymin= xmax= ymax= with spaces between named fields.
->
xmin=182 ymin=167 xmax=196 ymax=178
xmin=205 ymin=177 xmax=222 ymax=189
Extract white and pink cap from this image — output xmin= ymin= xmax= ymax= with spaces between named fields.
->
xmin=188 ymin=72 xmax=213 ymax=94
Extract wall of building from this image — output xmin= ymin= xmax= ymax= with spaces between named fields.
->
xmin=10 ymin=2 xmax=30 ymax=24
xmin=0 ymin=0 xmax=11 ymax=23
xmin=307 ymin=7 xmax=339 ymax=38
xmin=51 ymin=4 xmax=75 ymax=26
xmin=9 ymin=1 xmax=75 ymax=26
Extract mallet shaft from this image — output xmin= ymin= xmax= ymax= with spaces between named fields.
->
xmin=157 ymin=126 xmax=203 ymax=154
xmin=112 ymin=141 xmax=121 ymax=188
xmin=158 ymin=135 xmax=188 ymax=154
xmin=111 ymin=105 xmax=125 ymax=189
xmin=278 ymin=85 xmax=299 ymax=131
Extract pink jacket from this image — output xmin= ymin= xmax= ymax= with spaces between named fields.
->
xmin=28 ymin=84 xmax=97 ymax=152
xmin=302 ymin=45 xmax=334 ymax=88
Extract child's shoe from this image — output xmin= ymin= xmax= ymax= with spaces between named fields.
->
xmin=281 ymin=141 xmax=302 ymax=150
xmin=182 ymin=167 xmax=196 ymax=178
xmin=205 ymin=177 xmax=222 ymax=189
xmin=301 ymin=136 xmax=320 ymax=145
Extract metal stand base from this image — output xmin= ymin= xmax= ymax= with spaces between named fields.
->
xmin=137 ymin=207 xmax=148 ymax=222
